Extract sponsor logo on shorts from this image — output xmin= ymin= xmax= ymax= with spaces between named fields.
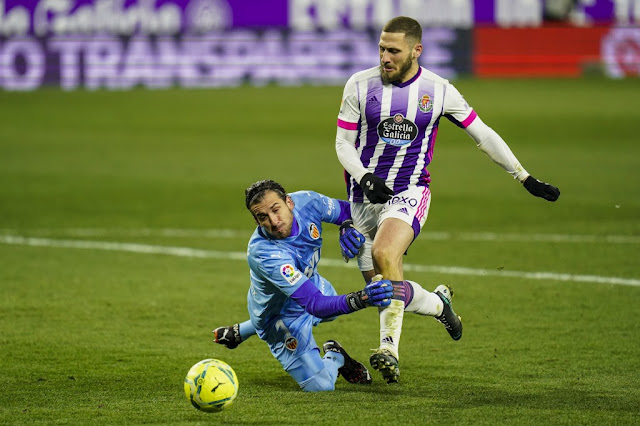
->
xmin=398 ymin=207 xmax=409 ymax=215
xmin=281 ymin=264 xmax=302 ymax=285
xmin=419 ymin=94 xmax=433 ymax=113
xmin=377 ymin=113 xmax=418 ymax=146
xmin=390 ymin=195 xmax=418 ymax=207
xmin=308 ymin=223 xmax=320 ymax=240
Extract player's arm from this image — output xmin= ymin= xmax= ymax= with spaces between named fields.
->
xmin=290 ymin=275 xmax=397 ymax=318
xmin=335 ymin=77 xmax=393 ymax=203
xmin=444 ymin=84 xmax=559 ymax=202
xmin=213 ymin=320 xmax=256 ymax=349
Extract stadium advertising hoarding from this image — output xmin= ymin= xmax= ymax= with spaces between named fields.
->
xmin=475 ymin=25 xmax=640 ymax=78
xmin=0 ymin=0 xmax=638 ymax=90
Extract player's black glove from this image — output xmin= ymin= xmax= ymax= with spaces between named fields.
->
xmin=339 ymin=219 xmax=365 ymax=262
xmin=523 ymin=175 xmax=560 ymax=202
xmin=345 ymin=275 xmax=393 ymax=311
xmin=360 ymin=172 xmax=394 ymax=204
xmin=212 ymin=324 xmax=242 ymax=349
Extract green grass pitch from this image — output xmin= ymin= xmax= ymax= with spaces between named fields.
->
xmin=1 ymin=78 xmax=639 ymax=424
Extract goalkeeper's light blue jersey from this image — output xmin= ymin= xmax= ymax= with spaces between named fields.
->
xmin=246 ymin=190 xmax=350 ymax=340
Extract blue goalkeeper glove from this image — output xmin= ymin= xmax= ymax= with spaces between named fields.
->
xmin=345 ymin=276 xmax=393 ymax=311
xmin=523 ymin=175 xmax=560 ymax=202
xmin=339 ymin=219 xmax=365 ymax=262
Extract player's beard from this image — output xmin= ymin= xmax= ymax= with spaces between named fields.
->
xmin=380 ymin=55 xmax=414 ymax=84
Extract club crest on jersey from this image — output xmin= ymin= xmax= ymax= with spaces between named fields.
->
xmin=377 ymin=113 xmax=418 ymax=146
xmin=419 ymin=94 xmax=433 ymax=113
xmin=281 ymin=264 xmax=302 ymax=285
xmin=308 ymin=223 xmax=320 ymax=240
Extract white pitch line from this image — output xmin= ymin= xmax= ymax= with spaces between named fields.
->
xmin=0 ymin=228 xmax=639 ymax=244
xmin=1 ymin=235 xmax=639 ymax=287
xmin=0 ymin=228 xmax=248 ymax=239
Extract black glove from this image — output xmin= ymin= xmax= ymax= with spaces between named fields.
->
xmin=212 ymin=324 xmax=242 ymax=349
xmin=523 ymin=176 xmax=560 ymax=202
xmin=360 ymin=173 xmax=393 ymax=203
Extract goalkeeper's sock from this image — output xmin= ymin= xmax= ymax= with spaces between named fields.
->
xmin=378 ymin=299 xmax=405 ymax=360
xmin=322 ymin=349 xmax=344 ymax=375
xmin=238 ymin=320 xmax=257 ymax=341
xmin=404 ymin=280 xmax=444 ymax=317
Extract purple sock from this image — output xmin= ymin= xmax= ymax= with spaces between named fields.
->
xmin=390 ymin=280 xmax=414 ymax=307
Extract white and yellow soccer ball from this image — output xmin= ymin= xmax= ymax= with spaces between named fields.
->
xmin=184 ymin=359 xmax=238 ymax=413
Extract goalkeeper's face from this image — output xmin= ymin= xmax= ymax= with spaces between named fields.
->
xmin=249 ymin=190 xmax=295 ymax=239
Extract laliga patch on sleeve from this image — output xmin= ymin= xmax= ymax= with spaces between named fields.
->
xmin=280 ymin=264 xmax=303 ymax=286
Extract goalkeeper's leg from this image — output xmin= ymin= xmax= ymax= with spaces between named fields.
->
xmin=288 ymin=349 xmax=339 ymax=392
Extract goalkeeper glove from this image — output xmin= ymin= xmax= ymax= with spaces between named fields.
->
xmin=360 ymin=173 xmax=394 ymax=204
xmin=212 ymin=324 xmax=242 ymax=349
xmin=339 ymin=219 xmax=365 ymax=262
xmin=523 ymin=175 xmax=560 ymax=202
xmin=345 ymin=275 xmax=394 ymax=311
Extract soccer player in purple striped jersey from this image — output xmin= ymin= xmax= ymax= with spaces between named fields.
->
xmin=335 ymin=16 xmax=560 ymax=383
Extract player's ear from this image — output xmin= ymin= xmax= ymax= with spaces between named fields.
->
xmin=286 ymin=196 xmax=294 ymax=211
xmin=413 ymin=42 xmax=423 ymax=60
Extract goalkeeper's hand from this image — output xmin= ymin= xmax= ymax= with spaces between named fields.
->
xmin=360 ymin=173 xmax=394 ymax=204
xmin=212 ymin=324 xmax=242 ymax=349
xmin=339 ymin=219 xmax=365 ymax=262
xmin=523 ymin=175 xmax=560 ymax=202
xmin=345 ymin=275 xmax=394 ymax=311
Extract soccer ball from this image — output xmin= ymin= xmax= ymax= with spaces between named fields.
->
xmin=184 ymin=358 xmax=238 ymax=413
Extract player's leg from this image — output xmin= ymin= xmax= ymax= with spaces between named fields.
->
xmin=286 ymin=343 xmax=371 ymax=391
xmin=368 ymin=217 xmax=414 ymax=383
xmin=375 ymin=187 xmax=462 ymax=342
xmin=288 ymin=348 xmax=339 ymax=392
xmin=322 ymin=340 xmax=372 ymax=385
xmin=354 ymin=186 xmax=462 ymax=382
xmin=405 ymin=281 xmax=462 ymax=340
xmin=266 ymin=312 xmax=365 ymax=392
xmin=352 ymin=202 xmax=404 ymax=382
xmin=264 ymin=313 xmax=331 ymax=391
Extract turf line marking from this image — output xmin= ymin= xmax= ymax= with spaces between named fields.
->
xmin=1 ymin=235 xmax=638 ymax=287
xmin=0 ymin=228 xmax=638 ymax=244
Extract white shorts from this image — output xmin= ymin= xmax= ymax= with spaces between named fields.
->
xmin=351 ymin=186 xmax=432 ymax=272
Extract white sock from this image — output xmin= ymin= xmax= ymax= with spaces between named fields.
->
xmin=378 ymin=299 xmax=404 ymax=360
xmin=404 ymin=280 xmax=443 ymax=317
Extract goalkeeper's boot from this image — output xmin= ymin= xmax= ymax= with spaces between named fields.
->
xmin=434 ymin=284 xmax=462 ymax=341
xmin=369 ymin=349 xmax=400 ymax=384
xmin=212 ymin=324 xmax=242 ymax=349
xmin=323 ymin=340 xmax=372 ymax=385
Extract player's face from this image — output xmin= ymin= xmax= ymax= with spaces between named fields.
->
xmin=379 ymin=31 xmax=422 ymax=84
xmin=250 ymin=191 xmax=295 ymax=239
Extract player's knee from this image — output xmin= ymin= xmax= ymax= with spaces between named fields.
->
xmin=299 ymin=368 xmax=335 ymax=392
xmin=371 ymin=244 xmax=401 ymax=271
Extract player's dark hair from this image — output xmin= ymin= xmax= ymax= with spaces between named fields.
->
xmin=383 ymin=16 xmax=422 ymax=45
xmin=245 ymin=180 xmax=287 ymax=210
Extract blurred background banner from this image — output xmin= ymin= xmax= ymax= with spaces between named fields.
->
xmin=0 ymin=0 xmax=638 ymax=90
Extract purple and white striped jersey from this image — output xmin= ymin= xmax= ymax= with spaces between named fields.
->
xmin=337 ymin=66 xmax=477 ymax=203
